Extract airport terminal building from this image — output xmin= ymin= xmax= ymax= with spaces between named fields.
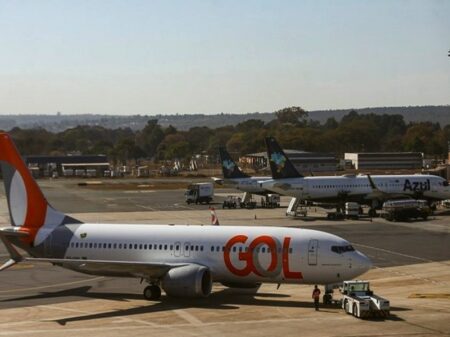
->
xmin=241 ymin=150 xmax=338 ymax=173
xmin=345 ymin=152 xmax=423 ymax=170
xmin=25 ymin=155 xmax=110 ymax=177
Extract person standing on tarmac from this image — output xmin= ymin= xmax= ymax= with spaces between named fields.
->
xmin=312 ymin=285 xmax=321 ymax=311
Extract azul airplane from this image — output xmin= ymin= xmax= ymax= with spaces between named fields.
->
xmin=0 ymin=133 xmax=371 ymax=301
xmin=262 ymin=137 xmax=450 ymax=215
xmin=212 ymin=147 xmax=272 ymax=195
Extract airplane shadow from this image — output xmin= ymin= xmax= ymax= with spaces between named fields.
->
xmin=1 ymin=286 xmax=408 ymax=324
xmin=0 ymin=285 xmax=326 ymax=325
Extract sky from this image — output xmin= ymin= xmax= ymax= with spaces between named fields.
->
xmin=0 ymin=0 xmax=449 ymax=115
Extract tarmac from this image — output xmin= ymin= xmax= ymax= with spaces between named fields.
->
xmin=0 ymin=178 xmax=449 ymax=337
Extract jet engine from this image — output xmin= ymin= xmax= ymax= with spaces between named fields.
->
xmin=161 ymin=264 xmax=212 ymax=298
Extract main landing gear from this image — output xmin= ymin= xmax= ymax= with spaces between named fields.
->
xmin=143 ymin=284 xmax=161 ymax=300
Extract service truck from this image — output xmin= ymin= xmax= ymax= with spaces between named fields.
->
xmin=185 ymin=182 xmax=214 ymax=204
xmin=341 ymin=280 xmax=390 ymax=318
xmin=380 ymin=199 xmax=430 ymax=221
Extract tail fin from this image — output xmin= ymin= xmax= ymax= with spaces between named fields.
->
xmin=264 ymin=137 xmax=303 ymax=179
xmin=219 ymin=147 xmax=249 ymax=179
xmin=0 ymin=133 xmax=81 ymax=246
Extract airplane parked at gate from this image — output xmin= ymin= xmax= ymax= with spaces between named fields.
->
xmin=262 ymin=137 xmax=450 ymax=215
xmin=0 ymin=132 xmax=371 ymax=301
xmin=212 ymin=147 xmax=272 ymax=195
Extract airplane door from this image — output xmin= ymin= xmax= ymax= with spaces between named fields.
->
xmin=301 ymin=180 xmax=309 ymax=199
xmin=308 ymin=239 xmax=318 ymax=266
xmin=174 ymin=241 xmax=181 ymax=257
xmin=183 ymin=242 xmax=191 ymax=257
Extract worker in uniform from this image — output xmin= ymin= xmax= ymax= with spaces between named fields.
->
xmin=312 ymin=285 xmax=321 ymax=311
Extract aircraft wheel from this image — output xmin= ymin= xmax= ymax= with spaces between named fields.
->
xmin=143 ymin=285 xmax=161 ymax=300
xmin=353 ymin=303 xmax=358 ymax=317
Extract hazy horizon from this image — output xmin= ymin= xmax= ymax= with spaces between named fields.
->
xmin=1 ymin=1 xmax=449 ymax=115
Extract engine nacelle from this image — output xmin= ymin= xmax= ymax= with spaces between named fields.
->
xmin=162 ymin=264 xmax=212 ymax=298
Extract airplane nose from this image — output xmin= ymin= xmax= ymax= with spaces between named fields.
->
xmin=353 ymin=250 xmax=372 ymax=274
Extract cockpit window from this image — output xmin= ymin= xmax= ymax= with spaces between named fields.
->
xmin=443 ymin=181 xmax=449 ymax=187
xmin=331 ymin=245 xmax=355 ymax=254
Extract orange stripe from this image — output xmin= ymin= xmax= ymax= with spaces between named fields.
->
xmin=0 ymin=134 xmax=47 ymax=244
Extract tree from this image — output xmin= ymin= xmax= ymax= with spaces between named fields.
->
xmin=135 ymin=120 xmax=165 ymax=158
xmin=275 ymin=107 xmax=308 ymax=125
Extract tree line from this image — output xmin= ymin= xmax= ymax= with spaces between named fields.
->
xmin=5 ymin=107 xmax=450 ymax=165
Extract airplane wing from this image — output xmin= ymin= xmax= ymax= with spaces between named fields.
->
xmin=26 ymin=258 xmax=188 ymax=279
xmin=364 ymin=175 xmax=410 ymax=200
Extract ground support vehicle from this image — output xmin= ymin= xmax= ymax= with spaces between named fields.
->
xmin=185 ymin=182 xmax=214 ymax=204
xmin=380 ymin=199 xmax=430 ymax=221
xmin=341 ymin=280 xmax=390 ymax=318
xmin=326 ymin=211 xmax=345 ymax=220
xmin=222 ymin=196 xmax=238 ymax=209
xmin=345 ymin=202 xmax=361 ymax=220
xmin=239 ymin=199 xmax=257 ymax=209
xmin=261 ymin=194 xmax=280 ymax=208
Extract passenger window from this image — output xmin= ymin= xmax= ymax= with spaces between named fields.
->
xmin=170 ymin=245 xmax=173 ymax=250
xmin=139 ymin=244 xmax=142 ymax=250
xmin=89 ymin=243 xmax=93 ymax=248
xmin=119 ymin=244 xmax=122 ymax=249
xmin=108 ymin=243 xmax=112 ymax=249
xmin=233 ymin=247 xmax=236 ymax=252
xmin=185 ymin=245 xmax=189 ymax=251
xmin=200 ymin=246 xmax=203 ymax=252
xmin=211 ymin=246 xmax=214 ymax=252
xmin=113 ymin=243 xmax=117 ymax=249
xmin=149 ymin=244 xmax=152 ymax=250
xmin=159 ymin=244 xmax=163 ymax=250
xmin=164 ymin=244 xmax=168 ymax=250
xmin=262 ymin=247 xmax=266 ymax=253
xmin=129 ymin=244 xmax=132 ymax=249
xmin=175 ymin=245 xmax=179 ymax=250
xmin=75 ymin=242 xmax=79 ymax=248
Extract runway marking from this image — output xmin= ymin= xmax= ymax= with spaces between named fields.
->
xmin=173 ymin=309 xmax=203 ymax=326
xmin=39 ymin=305 xmax=160 ymax=327
xmin=0 ymin=276 xmax=104 ymax=294
xmin=0 ymin=316 xmax=350 ymax=336
xmin=136 ymin=204 xmax=157 ymax=211
xmin=353 ymin=243 xmax=433 ymax=263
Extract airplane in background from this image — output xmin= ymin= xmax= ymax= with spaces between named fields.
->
xmin=212 ymin=147 xmax=272 ymax=196
xmin=262 ymin=137 xmax=450 ymax=216
xmin=0 ymin=132 xmax=371 ymax=302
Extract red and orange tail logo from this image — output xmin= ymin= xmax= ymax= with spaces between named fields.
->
xmin=0 ymin=133 xmax=81 ymax=246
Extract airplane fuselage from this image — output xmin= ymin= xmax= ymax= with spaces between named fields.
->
xmin=222 ymin=177 xmax=273 ymax=195
xmin=261 ymin=174 xmax=450 ymax=203
xmin=30 ymin=224 xmax=370 ymax=285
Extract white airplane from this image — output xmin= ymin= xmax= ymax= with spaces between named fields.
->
xmin=212 ymin=147 xmax=272 ymax=195
xmin=0 ymin=133 xmax=371 ymax=301
xmin=262 ymin=137 xmax=450 ymax=215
